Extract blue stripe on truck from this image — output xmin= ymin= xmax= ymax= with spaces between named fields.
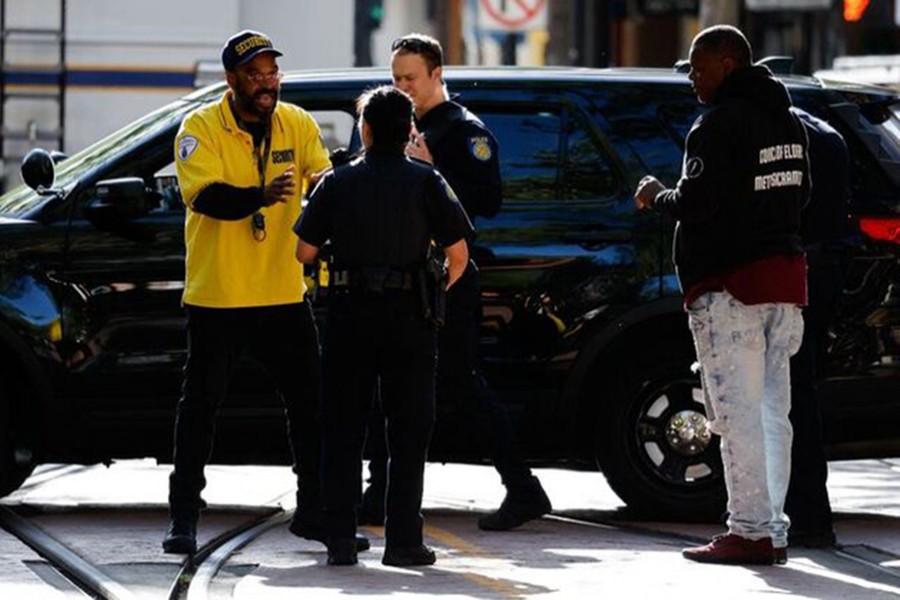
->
xmin=3 ymin=68 xmax=196 ymax=89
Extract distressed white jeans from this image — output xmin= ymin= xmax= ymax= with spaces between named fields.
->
xmin=688 ymin=290 xmax=804 ymax=548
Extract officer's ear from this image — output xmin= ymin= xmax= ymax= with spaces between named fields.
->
xmin=360 ymin=119 xmax=374 ymax=150
xmin=721 ymin=55 xmax=737 ymax=77
xmin=431 ymin=65 xmax=443 ymax=85
xmin=225 ymin=70 xmax=239 ymax=90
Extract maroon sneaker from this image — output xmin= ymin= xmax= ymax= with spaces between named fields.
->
xmin=682 ymin=534 xmax=776 ymax=565
xmin=773 ymin=546 xmax=788 ymax=565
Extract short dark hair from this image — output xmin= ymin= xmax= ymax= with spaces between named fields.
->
xmin=391 ymin=33 xmax=443 ymax=73
xmin=357 ymin=86 xmax=413 ymax=150
xmin=692 ymin=25 xmax=752 ymax=68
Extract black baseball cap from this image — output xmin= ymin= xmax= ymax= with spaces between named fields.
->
xmin=221 ymin=30 xmax=283 ymax=71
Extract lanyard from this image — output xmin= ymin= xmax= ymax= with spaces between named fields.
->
xmin=228 ymin=96 xmax=273 ymax=195
xmin=231 ymin=97 xmax=273 ymax=242
xmin=252 ymin=131 xmax=271 ymax=242
xmin=256 ymin=125 xmax=272 ymax=190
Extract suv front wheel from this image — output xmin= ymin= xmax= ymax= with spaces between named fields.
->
xmin=595 ymin=345 xmax=726 ymax=521
xmin=0 ymin=363 xmax=37 ymax=497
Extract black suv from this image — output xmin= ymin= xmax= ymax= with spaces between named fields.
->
xmin=1 ymin=67 xmax=899 ymax=520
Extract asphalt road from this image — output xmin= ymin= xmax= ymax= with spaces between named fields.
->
xmin=1 ymin=459 xmax=898 ymax=599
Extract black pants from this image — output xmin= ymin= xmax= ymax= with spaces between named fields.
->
xmin=785 ymin=253 xmax=843 ymax=534
xmin=364 ymin=262 xmax=532 ymax=499
xmin=168 ymin=302 xmax=322 ymax=518
xmin=322 ymin=292 xmax=436 ymax=548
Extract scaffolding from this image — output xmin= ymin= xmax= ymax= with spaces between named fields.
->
xmin=0 ymin=0 xmax=66 ymax=190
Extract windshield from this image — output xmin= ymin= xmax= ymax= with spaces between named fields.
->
xmin=0 ymin=95 xmax=210 ymax=217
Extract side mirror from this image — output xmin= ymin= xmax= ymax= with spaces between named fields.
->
xmin=84 ymin=177 xmax=152 ymax=226
xmin=21 ymin=148 xmax=56 ymax=192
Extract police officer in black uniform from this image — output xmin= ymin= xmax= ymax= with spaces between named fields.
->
xmin=295 ymin=86 xmax=471 ymax=566
xmin=785 ymin=108 xmax=850 ymax=548
xmin=368 ymin=32 xmax=552 ymax=531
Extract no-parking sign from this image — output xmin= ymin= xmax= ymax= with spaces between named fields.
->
xmin=478 ymin=0 xmax=548 ymax=32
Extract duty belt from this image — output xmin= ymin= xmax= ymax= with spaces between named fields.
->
xmin=330 ymin=267 xmax=416 ymax=294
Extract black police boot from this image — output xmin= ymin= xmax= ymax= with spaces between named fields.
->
xmin=382 ymin=544 xmax=436 ymax=567
xmin=478 ymin=476 xmax=552 ymax=531
xmin=289 ymin=510 xmax=371 ymax=552
xmin=327 ymin=538 xmax=359 ymax=566
xmin=788 ymin=528 xmax=837 ymax=548
xmin=162 ymin=517 xmax=197 ymax=555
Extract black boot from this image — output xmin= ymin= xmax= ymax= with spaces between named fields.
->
xmin=327 ymin=538 xmax=359 ymax=566
xmin=162 ymin=516 xmax=197 ymax=555
xmin=478 ymin=476 xmax=551 ymax=531
xmin=289 ymin=510 xmax=371 ymax=552
xmin=382 ymin=544 xmax=436 ymax=566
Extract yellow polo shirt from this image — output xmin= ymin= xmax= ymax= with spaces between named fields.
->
xmin=175 ymin=91 xmax=331 ymax=308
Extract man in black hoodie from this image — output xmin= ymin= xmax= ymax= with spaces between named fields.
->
xmin=635 ymin=25 xmax=809 ymax=566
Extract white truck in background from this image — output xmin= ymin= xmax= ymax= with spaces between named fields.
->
xmin=0 ymin=0 xmax=432 ymax=190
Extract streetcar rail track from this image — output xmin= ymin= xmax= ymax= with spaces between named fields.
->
xmin=2 ymin=490 xmax=899 ymax=598
xmin=0 ymin=504 xmax=136 ymax=600
xmin=552 ymin=509 xmax=900 ymax=582
xmin=433 ymin=491 xmax=900 ymax=585
xmin=0 ymin=502 xmax=290 ymax=600
xmin=168 ymin=509 xmax=289 ymax=600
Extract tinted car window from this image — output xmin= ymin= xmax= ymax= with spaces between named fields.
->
xmin=562 ymin=109 xmax=619 ymax=200
xmin=792 ymin=91 xmax=900 ymax=212
xmin=478 ymin=106 xmax=619 ymax=202
xmin=599 ymin=85 xmax=701 ymax=186
xmin=478 ymin=109 xmax=560 ymax=201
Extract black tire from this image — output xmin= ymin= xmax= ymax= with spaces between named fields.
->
xmin=0 ymin=364 xmax=37 ymax=498
xmin=595 ymin=347 xmax=726 ymax=521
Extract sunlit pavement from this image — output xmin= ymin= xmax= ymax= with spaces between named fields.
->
xmin=2 ymin=459 xmax=899 ymax=599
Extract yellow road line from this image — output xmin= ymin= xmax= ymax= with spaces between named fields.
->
xmin=424 ymin=523 xmax=527 ymax=598
xmin=425 ymin=523 xmax=490 ymax=557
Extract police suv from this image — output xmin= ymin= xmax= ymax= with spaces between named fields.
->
xmin=1 ymin=66 xmax=898 ymax=520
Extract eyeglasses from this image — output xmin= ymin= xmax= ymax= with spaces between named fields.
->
xmin=241 ymin=71 xmax=283 ymax=85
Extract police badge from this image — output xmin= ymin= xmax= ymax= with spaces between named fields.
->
xmin=469 ymin=136 xmax=492 ymax=161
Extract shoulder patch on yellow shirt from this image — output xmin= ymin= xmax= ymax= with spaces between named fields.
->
xmin=178 ymin=136 xmax=199 ymax=161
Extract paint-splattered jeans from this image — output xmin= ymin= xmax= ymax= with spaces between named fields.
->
xmin=688 ymin=290 xmax=804 ymax=548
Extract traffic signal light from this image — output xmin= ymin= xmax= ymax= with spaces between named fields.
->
xmin=843 ymin=0 xmax=870 ymax=21
xmin=368 ymin=0 xmax=384 ymax=30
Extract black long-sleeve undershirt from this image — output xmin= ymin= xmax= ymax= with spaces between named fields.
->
xmin=191 ymin=183 xmax=265 ymax=220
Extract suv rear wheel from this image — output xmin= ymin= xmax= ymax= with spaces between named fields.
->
xmin=594 ymin=343 xmax=726 ymax=521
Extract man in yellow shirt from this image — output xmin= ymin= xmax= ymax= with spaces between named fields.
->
xmin=163 ymin=30 xmax=367 ymax=555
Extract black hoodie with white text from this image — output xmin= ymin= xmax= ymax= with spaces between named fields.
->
xmin=652 ymin=65 xmax=810 ymax=293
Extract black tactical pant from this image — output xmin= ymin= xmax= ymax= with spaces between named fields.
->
xmin=322 ymin=291 xmax=436 ymax=548
xmin=364 ymin=261 xmax=532 ymax=502
xmin=169 ymin=302 xmax=322 ymax=519
xmin=785 ymin=252 xmax=844 ymax=535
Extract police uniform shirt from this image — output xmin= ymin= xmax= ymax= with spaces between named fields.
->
xmin=295 ymin=150 xmax=473 ymax=269
xmin=416 ymin=101 xmax=502 ymax=221
xmin=175 ymin=91 xmax=331 ymax=308
xmin=792 ymin=108 xmax=850 ymax=249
